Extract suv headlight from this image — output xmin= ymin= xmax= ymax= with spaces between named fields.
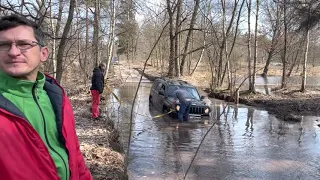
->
xmin=176 ymin=105 xmax=180 ymax=111
xmin=204 ymin=108 xmax=209 ymax=114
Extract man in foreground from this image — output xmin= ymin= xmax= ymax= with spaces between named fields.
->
xmin=0 ymin=14 xmax=92 ymax=179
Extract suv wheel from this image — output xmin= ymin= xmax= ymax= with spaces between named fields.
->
xmin=163 ymin=106 xmax=172 ymax=117
xmin=149 ymin=96 xmax=152 ymax=106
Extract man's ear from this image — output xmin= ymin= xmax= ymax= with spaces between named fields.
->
xmin=40 ymin=46 xmax=49 ymax=62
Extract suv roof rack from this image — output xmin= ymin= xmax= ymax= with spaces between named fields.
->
xmin=157 ymin=77 xmax=193 ymax=87
xmin=177 ymin=80 xmax=189 ymax=84
xmin=160 ymin=77 xmax=170 ymax=81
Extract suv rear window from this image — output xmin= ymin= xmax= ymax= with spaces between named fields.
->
xmin=167 ymin=85 xmax=200 ymax=100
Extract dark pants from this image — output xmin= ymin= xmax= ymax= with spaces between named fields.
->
xmin=91 ymin=90 xmax=101 ymax=118
xmin=178 ymin=101 xmax=191 ymax=122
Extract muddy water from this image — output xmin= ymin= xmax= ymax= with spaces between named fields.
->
xmin=106 ymin=83 xmax=320 ymax=180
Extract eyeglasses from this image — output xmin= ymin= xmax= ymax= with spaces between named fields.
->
xmin=0 ymin=40 xmax=42 ymax=51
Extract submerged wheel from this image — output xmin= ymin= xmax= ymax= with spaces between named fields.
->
xmin=149 ymin=96 xmax=152 ymax=106
xmin=163 ymin=107 xmax=172 ymax=117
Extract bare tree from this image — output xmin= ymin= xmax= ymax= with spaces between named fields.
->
xmin=92 ymin=0 xmax=101 ymax=67
xmin=105 ymin=0 xmax=116 ymax=79
xmin=247 ymin=0 xmax=253 ymax=92
xmin=174 ymin=0 xmax=182 ymax=77
xmin=294 ymin=0 xmax=320 ymax=92
xmin=252 ymin=0 xmax=260 ymax=92
xmin=261 ymin=1 xmax=282 ymax=77
xmin=180 ymin=0 xmax=200 ymax=76
xmin=166 ymin=0 xmax=175 ymax=78
xmin=56 ymin=0 xmax=76 ymax=83
xmin=281 ymin=0 xmax=288 ymax=89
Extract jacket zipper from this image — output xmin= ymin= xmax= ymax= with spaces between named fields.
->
xmin=32 ymin=81 xmax=68 ymax=180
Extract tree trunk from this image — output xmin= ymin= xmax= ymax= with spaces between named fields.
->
xmin=217 ymin=44 xmax=224 ymax=86
xmin=75 ymin=0 xmax=83 ymax=80
xmin=55 ymin=0 xmax=76 ymax=83
xmin=84 ymin=3 xmax=89 ymax=76
xmin=188 ymin=32 xmax=194 ymax=74
xmin=20 ymin=0 xmax=24 ymax=13
xmin=180 ymin=0 xmax=200 ymax=76
xmin=228 ymin=0 xmax=245 ymax=89
xmin=252 ymin=0 xmax=259 ymax=92
xmin=166 ymin=0 xmax=175 ymax=78
xmin=301 ymin=29 xmax=310 ymax=92
xmin=174 ymin=0 xmax=182 ymax=77
xmin=105 ymin=0 xmax=116 ymax=79
xmin=190 ymin=38 xmax=205 ymax=75
xmin=49 ymin=0 xmax=56 ymax=78
xmin=36 ymin=0 xmax=46 ymax=24
xmin=247 ymin=0 xmax=253 ymax=92
xmin=287 ymin=46 xmax=300 ymax=77
xmin=93 ymin=0 xmax=100 ymax=67
xmin=207 ymin=52 xmax=215 ymax=91
xmin=190 ymin=24 xmax=206 ymax=76
xmin=281 ymin=0 xmax=287 ymax=89
xmin=262 ymin=2 xmax=281 ymax=77
xmin=262 ymin=50 xmax=273 ymax=77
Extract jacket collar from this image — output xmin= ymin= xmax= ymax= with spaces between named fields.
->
xmin=0 ymin=70 xmax=45 ymax=98
xmin=0 ymin=73 xmax=64 ymax=121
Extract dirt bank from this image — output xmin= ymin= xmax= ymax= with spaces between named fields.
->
xmin=65 ymin=84 xmax=126 ymax=179
xmin=207 ymin=87 xmax=320 ymax=121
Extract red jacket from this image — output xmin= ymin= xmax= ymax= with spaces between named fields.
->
xmin=0 ymin=75 xmax=93 ymax=180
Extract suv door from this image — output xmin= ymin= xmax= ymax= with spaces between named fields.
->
xmin=150 ymin=80 xmax=162 ymax=110
xmin=157 ymin=84 xmax=166 ymax=112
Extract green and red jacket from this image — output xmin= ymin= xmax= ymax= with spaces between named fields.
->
xmin=0 ymin=70 xmax=92 ymax=180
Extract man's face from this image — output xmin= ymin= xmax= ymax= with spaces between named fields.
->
xmin=100 ymin=65 xmax=106 ymax=71
xmin=0 ymin=25 xmax=49 ymax=80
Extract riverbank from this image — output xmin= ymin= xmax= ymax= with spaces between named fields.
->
xmin=62 ymin=60 xmax=151 ymax=179
xmin=208 ymin=87 xmax=320 ymax=121
xmin=60 ymin=62 xmax=127 ymax=180
xmin=66 ymin=85 xmax=126 ymax=180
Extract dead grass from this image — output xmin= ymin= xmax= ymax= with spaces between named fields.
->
xmin=61 ymin=76 xmax=126 ymax=180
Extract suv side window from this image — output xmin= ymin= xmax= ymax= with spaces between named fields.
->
xmin=152 ymin=81 xmax=160 ymax=91
xmin=159 ymin=84 xmax=166 ymax=95
xmin=161 ymin=85 xmax=165 ymax=91
xmin=156 ymin=82 xmax=163 ymax=91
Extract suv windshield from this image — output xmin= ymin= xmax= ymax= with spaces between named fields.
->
xmin=167 ymin=85 xmax=200 ymax=100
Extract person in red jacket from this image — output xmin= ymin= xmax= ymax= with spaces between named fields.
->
xmin=0 ymin=14 xmax=93 ymax=180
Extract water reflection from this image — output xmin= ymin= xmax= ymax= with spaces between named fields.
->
xmin=245 ymin=108 xmax=254 ymax=131
xmin=238 ymin=75 xmax=320 ymax=87
xmin=239 ymin=75 xmax=320 ymax=94
xmin=107 ymin=83 xmax=320 ymax=180
xmin=233 ymin=104 xmax=239 ymax=120
xmin=262 ymin=75 xmax=271 ymax=95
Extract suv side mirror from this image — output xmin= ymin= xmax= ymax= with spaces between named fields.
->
xmin=200 ymin=95 xmax=205 ymax=100
xmin=159 ymin=91 xmax=164 ymax=96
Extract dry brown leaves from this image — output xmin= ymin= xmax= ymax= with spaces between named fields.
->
xmin=69 ymin=90 xmax=126 ymax=180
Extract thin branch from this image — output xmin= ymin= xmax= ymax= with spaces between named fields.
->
xmin=124 ymin=20 xmax=170 ymax=174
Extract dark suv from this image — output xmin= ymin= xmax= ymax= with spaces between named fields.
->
xmin=149 ymin=78 xmax=211 ymax=118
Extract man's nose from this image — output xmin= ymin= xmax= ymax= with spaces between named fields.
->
xmin=7 ymin=43 xmax=21 ymax=57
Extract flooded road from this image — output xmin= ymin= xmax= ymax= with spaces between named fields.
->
xmin=106 ymin=83 xmax=320 ymax=180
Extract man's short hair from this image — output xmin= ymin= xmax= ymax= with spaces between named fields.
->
xmin=0 ymin=14 xmax=45 ymax=46
xmin=99 ymin=63 xmax=106 ymax=68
